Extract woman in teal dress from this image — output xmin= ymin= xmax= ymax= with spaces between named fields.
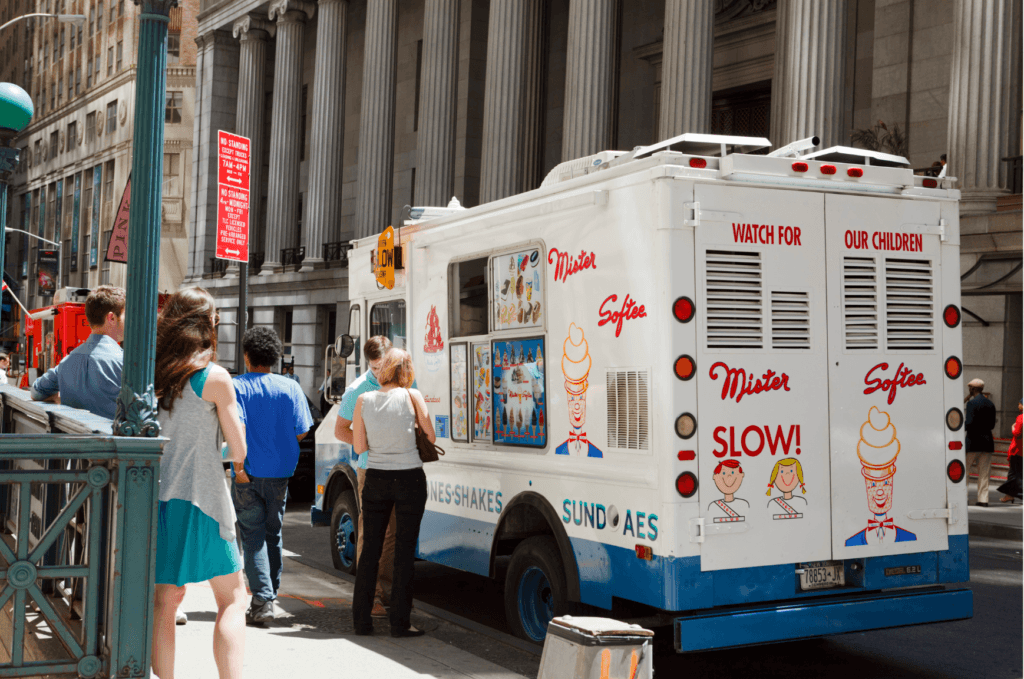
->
xmin=153 ymin=287 xmax=248 ymax=679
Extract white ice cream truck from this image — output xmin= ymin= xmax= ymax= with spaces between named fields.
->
xmin=313 ymin=134 xmax=973 ymax=650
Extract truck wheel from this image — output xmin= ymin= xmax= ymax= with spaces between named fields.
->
xmin=330 ymin=489 xmax=358 ymax=574
xmin=504 ymin=536 xmax=568 ymax=643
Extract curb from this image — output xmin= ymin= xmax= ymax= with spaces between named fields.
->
xmin=968 ymin=520 xmax=1023 ymax=541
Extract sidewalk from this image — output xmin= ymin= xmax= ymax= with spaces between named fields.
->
xmin=967 ymin=479 xmax=1022 ymax=541
xmin=171 ymin=557 xmax=533 ymax=679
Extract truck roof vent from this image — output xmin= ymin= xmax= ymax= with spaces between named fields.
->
xmin=843 ymin=257 xmax=879 ymax=350
xmin=705 ymin=250 xmax=763 ymax=349
xmin=885 ymin=258 xmax=934 ymax=351
xmin=540 ymin=151 xmax=627 ymax=187
xmin=606 ymin=369 xmax=649 ymax=451
xmin=771 ymin=291 xmax=810 ymax=349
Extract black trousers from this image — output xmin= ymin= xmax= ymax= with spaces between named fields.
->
xmin=352 ymin=467 xmax=427 ymax=631
xmin=997 ymin=456 xmax=1022 ymax=499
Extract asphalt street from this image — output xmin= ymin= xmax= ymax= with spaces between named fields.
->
xmin=282 ymin=501 xmax=1023 ymax=679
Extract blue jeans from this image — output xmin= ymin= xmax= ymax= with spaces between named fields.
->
xmin=232 ymin=476 xmax=289 ymax=602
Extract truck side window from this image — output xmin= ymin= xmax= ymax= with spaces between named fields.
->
xmin=449 ymin=257 xmax=488 ymax=337
xmin=370 ymin=300 xmax=408 ymax=349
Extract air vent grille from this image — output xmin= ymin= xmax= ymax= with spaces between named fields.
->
xmin=843 ymin=257 xmax=878 ymax=350
xmin=705 ymin=250 xmax=763 ymax=349
xmin=771 ymin=291 xmax=810 ymax=349
xmin=606 ymin=370 xmax=649 ymax=451
xmin=885 ymin=258 xmax=934 ymax=351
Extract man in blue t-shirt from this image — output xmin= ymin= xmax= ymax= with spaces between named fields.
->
xmin=232 ymin=327 xmax=313 ymax=624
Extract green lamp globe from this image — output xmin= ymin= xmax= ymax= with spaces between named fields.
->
xmin=0 ymin=83 xmax=33 ymax=134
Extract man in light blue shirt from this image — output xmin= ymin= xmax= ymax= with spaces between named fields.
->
xmin=31 ymin=286 xmax=125 ymax=420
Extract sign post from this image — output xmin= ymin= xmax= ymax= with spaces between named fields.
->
xmin=216 ymin=130 xmax=251 ymax=374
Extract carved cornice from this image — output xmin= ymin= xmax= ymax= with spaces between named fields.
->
xmin=132 ymin=0 xmax=180 ymax=14
xmin=268 ymin=0 xmax=316 ymax=22
xmin=233 ymin=14 xmax=276 ymax=39
xmin=114 ymin=383 xmax=161 ymax=438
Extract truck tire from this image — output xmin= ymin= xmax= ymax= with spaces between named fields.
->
xmin=330 ymin=489 xmax=359 ymax=574
xmin=504 ymin=536 xmax=568 ymax=643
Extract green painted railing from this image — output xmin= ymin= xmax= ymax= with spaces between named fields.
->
xmin=0 ymin=386 xmax=163 ymax=678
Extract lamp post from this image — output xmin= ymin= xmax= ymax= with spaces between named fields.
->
xmin=0 ymin=13 xmax=86 ymax=33
xmin=0 ymin=83 xmax=33 ymax=322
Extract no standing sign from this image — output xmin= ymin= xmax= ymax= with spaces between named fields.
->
xmin=216 ymin=131 xmax=251 ymax=262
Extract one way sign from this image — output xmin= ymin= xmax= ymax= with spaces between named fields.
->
xmin=216 ymin=131 xmax=251 ymax=263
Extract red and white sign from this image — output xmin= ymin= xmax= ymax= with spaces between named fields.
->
xmin=216 ymin=131 xmax=251 ymax=262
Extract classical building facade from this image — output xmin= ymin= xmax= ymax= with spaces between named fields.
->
xmin=6 ymin=0 xmax=199 ymax=315
xmin=188 ymin=0 xmax=1021 ymax=425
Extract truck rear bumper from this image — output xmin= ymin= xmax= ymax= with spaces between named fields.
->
xmin=674 ymin=587 xmax=973 ymax=652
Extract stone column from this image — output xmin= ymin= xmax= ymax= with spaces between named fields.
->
xmin=769 ymin=0 xmax=847 ymax=149
xmin=479 ymin=0 xmax=527 ymax=203
xmin=415 ymin=0 xmax=460 ymax=207
xmin=521 ymin=0 xmax=546 ymax=190
xmin=562 ymin=0 xmax=616 ymax=161
xmin=354 ymin=0 xmax=398 ymax=240
xmin=659 ymin=0 xmax=713 ymax=138
xmin=263 ymin=0 xmax=315 ymax=274
xmin=302 ymin=0 xmax=348 ymax=269
xmin=947 ymin=0 xmax=1023 ymax=214
xmin=230 ymin=15 xmax=273 ymax=277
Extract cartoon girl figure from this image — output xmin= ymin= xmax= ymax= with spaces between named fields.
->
xmin=766 ymin=458 xmax=807 ymax=520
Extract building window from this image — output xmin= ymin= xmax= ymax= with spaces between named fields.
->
xmin=49 ymin=83 xmax=55 ymax=110
xmin=86 ymin=111 xmax=95 ymax=142
xmin=109 ymin=1 xmax=115 ymax=22
xmin=59 ymin=27 xmax=64 ymax=59
xmin=103 ymin=159 xmax=115 ymax=201
xmin=106 ymin=100 xmax=117 ymax=135
xmin=167 ymin=32 xmax=180 ymax=64
xmin=34 ymin=140 xmax=41 ymax=164
xmin=50 ymin=131 xmax=58 ymax=158
xmin=86 ymin=59 xmax=92 ymax=87
xmin=89 ymin=9 xmax=94 ymax=34
xmin=67 ymin=72 xmax=73 ymax=99
xmin=118 ymin=0 xmax=124 ymax=17
xmin=57 ymin=77 xmax=62 ymax=104
xmin=67 ymin=121 xmax=76 ymax=150
xmin=163 ymin=153 xmax=181 ymax=196
xmin=101 ymin=231 xmax=111 ymax=283
xmin=75 ymin=68 xmax=81 ymax=95
xmin=300 ymin=85 xmax=308 ymax=161
xmin=116 ymin=41 xmax=122 ymax=71
xmin=94 ymin=56 xmax=100 ymax=79
xmin=710 ymin=82 xmax=772 ymax=140
xmin=69 ymin=22 xmax=75 ymax=49
xmin=77 ymin=24 xmax=82 ymax=47
xmin=164 ymin=91 xmax=182 ymax=124
xmin=107 ymin=47 xmax=113 ymax=75
xmin=97 ymin=2 xmax=102 ymax=31
xmin=95 ymin=109 xmax=103 ymax=137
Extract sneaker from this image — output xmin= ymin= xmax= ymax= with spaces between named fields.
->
xmin=247 ymin=598 xmax=277 ymax=625
xmin=175 ymin=607 xmax=187 ymax=625
xmin=371 ymin=598 xmax=388 ymax=618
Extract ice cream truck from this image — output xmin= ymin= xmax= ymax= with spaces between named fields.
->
xmin=313 ymin=133 xmax=973 ymax=650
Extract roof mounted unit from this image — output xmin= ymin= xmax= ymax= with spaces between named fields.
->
xmin=800 ymin=146 xmax=909 ymax=167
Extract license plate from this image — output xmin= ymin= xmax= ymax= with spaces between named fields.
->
xmin=798 ymin=561 xmax=845 ymax=591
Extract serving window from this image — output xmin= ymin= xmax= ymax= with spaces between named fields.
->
xmin=492 ymin=337 xmax=546 ymax=448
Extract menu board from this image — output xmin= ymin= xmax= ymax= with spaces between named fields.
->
xmin=493 ymin=249 xmax=543 ymax=331
xmin=492 ymin=337 xmax=546 ymax=448
xmin=472 ymin=343 xmax=492 ymax=441
xmin=450 ymin=344 xmax=469 ymax=442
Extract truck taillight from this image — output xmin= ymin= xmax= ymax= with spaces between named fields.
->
xmin=847 ymin=167 xmax=863 ymax=178
xmin=689 ymin=158 xmax=707 ymax=169
xmin=946 ymin=407 xmax=964 ymax=431
xmin=674 ymin=355 xmax=695 ymax=381
xmin=792 ymin=162 xmax=808 ymax=173
xmin=944 ymin=356 xmax=962 ymax=379
xmin=820 ymin=164 xmax=837 ymax=175
xmin=675 ymin=413 xmax=696 ymax=439
xmin=673 ymin=296 xmax=695 ymax=323
xmin=635 ymin=544 xmax=653 ymax=560
xmin=676 ymin=472 xmax=698 ymax=498
xmin=677 ymin=450 xmax=695 ymax=461
xmin=948 ymin=441 xmax=963 ymax=450
xmin=947 ymin=460 xmax=965 ymax=483
xmin=943 ymin=304 xmax=961 ymax=328
xmin=923 ymin=178 xmax=938 ymax=188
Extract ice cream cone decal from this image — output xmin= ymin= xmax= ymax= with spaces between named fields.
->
xmin=846 ymin=406 xmax=916 ymax=546
xmin=556 ymin=323 xmax=602 ymax=458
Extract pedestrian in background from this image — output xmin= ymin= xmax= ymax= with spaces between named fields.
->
xmin=351 ymin=348 xmax=434 ymax=637
xmin=997 ymin=399 xmax=1022 ymax=503
xmin=152 ymin=287 xmax=248 ymax=679
xmin=964 ymin=378 xmax=997 ymax=507
xmin=335 ymin=336 xmax=396 ymax=618
xmin=232 ymin=327 xmax=313 ymax=624
xmin=0 ymin=351 xmax=9 ymax=384
xmin=30 ymin=285 xmax=125 ymax=417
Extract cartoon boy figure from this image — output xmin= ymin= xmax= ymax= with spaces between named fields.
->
xmin=846 ymin=406 xmax=917 ymax=546
xmin=556 ymin=324 xmax=602 ymax=458
xmin=766 ymin=458 xmax=807 ymax=520
xmin=708 ymin=460 xmax=748 ymax=523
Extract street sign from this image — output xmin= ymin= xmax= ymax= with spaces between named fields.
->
xmin=104 ymin=173 xmax=131 ymax=263
xmin=216 ymin=131 xmax=251 ymax=262
xmin=375 ymin=225 xmax=395 ymax=289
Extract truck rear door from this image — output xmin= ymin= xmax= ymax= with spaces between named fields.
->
xmin=693 ymin=183 xmax=833 ymax=571
xmin=825 ymin=194 xmax=949 ymax=559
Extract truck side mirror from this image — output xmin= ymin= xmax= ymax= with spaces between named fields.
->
xmin=324 ymin=345 xmax=347 ymax=404
xmin=337 ymin=334 xmax=355 ymax=358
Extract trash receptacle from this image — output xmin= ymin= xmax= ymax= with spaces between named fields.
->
xmin=537 ymin=616 xmax=654 ymax=679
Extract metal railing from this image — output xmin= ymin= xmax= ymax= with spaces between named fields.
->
xmin=206 ymin=257 xmax=227 ymax=278
xmin=249 ymin=251 xmax=265 ymax=276
xmin=1003 ymin=155 xmax=1022 ymax=195
xmin=322 ymin=241 xmax=351 ymax=268
xmin=281 ymin=246 xmax=304 ymax=271
xmin=0 ymin=386 xmax=163 ymax=678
